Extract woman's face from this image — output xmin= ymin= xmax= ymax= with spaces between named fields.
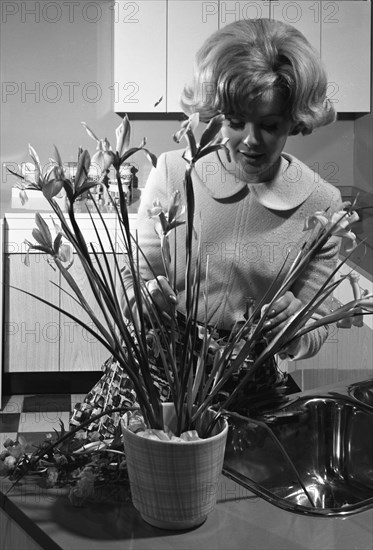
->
xmin=221 ymin=89 xmax=293 ymax=182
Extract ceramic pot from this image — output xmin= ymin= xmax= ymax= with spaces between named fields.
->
xmin=121 ymin=403 xmax=228 ymax=530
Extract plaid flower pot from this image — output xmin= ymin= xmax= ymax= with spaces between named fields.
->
xmin=121 ymin=403 xmax=228 ymax=529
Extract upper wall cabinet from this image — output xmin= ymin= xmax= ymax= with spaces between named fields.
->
xmin=321 ymin=1 xmax=371 ymax=113
xmin=269 ymin=1 xmax=371 ymax=112
xmin=269 ymin=1 xmax=321 ymax=53
xmin=113 ymin=1 xmax=167 ymax=112
xmin=114 ymin=0 xmax=371 ymax=115
xmin=167 ymin=1 xmax=219 ymax=113
xmin=218 ymin=0 xmax=270 ymax=26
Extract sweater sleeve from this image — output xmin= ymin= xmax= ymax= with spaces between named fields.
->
xmin=284 ymin=234 xmax=341 ymax=360
xmin=284 ymin=186 xmax=343 ymax=361
xmin=120 ymin=153 xmax=174 ymax=316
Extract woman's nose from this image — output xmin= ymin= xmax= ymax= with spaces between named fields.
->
xmin=242 ymin=124 xmax=259 ymax=146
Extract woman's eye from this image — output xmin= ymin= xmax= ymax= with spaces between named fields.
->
xmin=227 ymin=119 xmax=279 ymax=132
xmin=262 ymin=123 xmax=278 ymax=132
xmin=228 ymin=120 xmax=245 ymax=130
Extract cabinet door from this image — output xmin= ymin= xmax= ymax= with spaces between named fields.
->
xmin=113 ymin=0 xmax=167 ymax=113
xmin=59 ymin=253 xmax=115 ymax=372
xmin=219 ymin=1 xmax=270 ymax=27
xmin=167 ymin=1 xmax=219 ymax=113
xmin=4 ymin=253 xmax=60 ymax=373
xmin=321 ymin=1 xmax=371 ymax=113
xmin=270 ymin=1 xmax=321 ymax=54
xmin=0 ymin=219 xmax=4 ymax=405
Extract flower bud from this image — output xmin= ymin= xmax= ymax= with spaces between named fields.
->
xmin=116 ymin=115 xmax=131 ymax=156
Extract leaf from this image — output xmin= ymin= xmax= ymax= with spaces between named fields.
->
xmin=42 ymin=178 xmax=64 ymax=200
xmin=191 ymin=354 xmax=206 ymax=403
xmin=25 ymin=243 xmax=50 ymax=255
xmin=115 ymin=114 xmax=131 ymax=156
xmin=31 ymin=229 xmax=50 ymax=250
xmin=199 ymin=114 xmax=225 ymax=150
xmin=63 ymin=179 xmax=75 ymax=203
xmin=189 ymin=112 xmax=200 ymax=133
xmin=28 ymin=144 xmax=41 ymax=168
xmin=158 ymin=211 xmax=168 ymax=233
xmin=28 ymin=145 xmax=41 ymax=182
xmin=17 ymin=435 xmax=27 ymax=447
xmin=19 ymin=189 xmax=28 ymax=206
xmin=197 ymin=143 xmax=228 ymax=159
xmin=58 ymin=418 xmax=66 ymax=437
xmin=74 ymin=149 xmax=91 ymax=194
xmin=53 ymin=232 xmax=63 ymax=255
xmin=59 ymin=243 xmax=73 ymax=264
xmin=44 ymin=163 xmax=57 ymax=181
xmin=173 ymin=117 xmax=192 ymax=144
xmin=167 ymin=190 xmax=182 ymax=226
xmin=74 ymin=179 xmax=99 ymax=199
xmin=142 ymin=148 xmax=157 ymax=168
xmin=186 ymin=129 xmax=197 ymax=160
xmin=35 ymin=213 xmax=53 ymax=247
xmin=160 ymin=234 xmax=171 ymax=276
xmin=53 ymin=145 xmax=63 ymax=169
xmin=7 ymin=167 xmax=24 ymax=181
xmin=51 ymin=217 xmax=62 ymax=235
xmin=221 ymin=143 xmax=231 ymax=163
xmin=81 ymin=122 xmax=99 ymax=142
xmin=119 ymin=146 xmax=145 ymax=165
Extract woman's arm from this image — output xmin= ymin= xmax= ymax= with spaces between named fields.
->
xmin=120 ymin=153 xmax=178 ymax=318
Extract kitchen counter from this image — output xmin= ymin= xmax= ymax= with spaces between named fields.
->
xmin=1 ymin=473 xmax=373 ymax=550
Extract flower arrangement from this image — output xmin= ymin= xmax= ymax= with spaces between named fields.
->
xmin=4 ymin=114 xmax=373 ymax=498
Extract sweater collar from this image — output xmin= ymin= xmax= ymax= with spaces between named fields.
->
xmin=193 ymin=152 xmax=316 ymax=210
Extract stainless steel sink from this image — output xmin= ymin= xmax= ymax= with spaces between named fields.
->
xmin=223 ymin=379 xmax=373 ymax=517
xmin=348 ymin=379 xmax=373 ymax=408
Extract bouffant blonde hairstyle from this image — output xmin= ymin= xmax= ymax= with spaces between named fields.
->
xmin=180 ymin=18 xmax=335 ymax=135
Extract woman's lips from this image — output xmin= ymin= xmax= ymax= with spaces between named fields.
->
xmin=238 ymin=149 xmax=263 ymax=158
xmin=238 ymin=150 xmax=264 ymax=163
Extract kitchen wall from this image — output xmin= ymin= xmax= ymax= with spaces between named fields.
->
xmin=352 ymin=17 xmax=373 ymax=276
xmin=0 ymin=0 xmax=370 ymax=220
xmin=354 ymin=9 xmax=373 ymax=197
xmin=0 ymin=1 xmax=178 ymax=215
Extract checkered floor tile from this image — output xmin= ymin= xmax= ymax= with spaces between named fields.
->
xmin=0 ymin=394 xmax=80 ymax=452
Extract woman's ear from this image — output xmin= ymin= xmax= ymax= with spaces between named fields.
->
xmin=289 ymin=122 xmax=312 ymax=136
xmin=289 ymin=123 xmax=301 ymax=136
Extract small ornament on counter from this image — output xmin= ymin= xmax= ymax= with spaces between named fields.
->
xmin=119 ymin=163 xmax=133 ymax=205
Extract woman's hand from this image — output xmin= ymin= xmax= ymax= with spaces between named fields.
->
xmin=262 ymin=291 xmax=302 ymax=339
xmin=145 ymin=276 xmax=178 ymax=320
xmin=122 ymin=276 xmax=177 ymax=327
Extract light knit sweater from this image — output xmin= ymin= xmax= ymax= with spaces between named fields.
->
xmin=123 ymin=149 xmax=342 ymax=360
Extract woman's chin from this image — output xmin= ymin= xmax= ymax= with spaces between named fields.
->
xmin=239 ymin=160 xmax=268 ymax=181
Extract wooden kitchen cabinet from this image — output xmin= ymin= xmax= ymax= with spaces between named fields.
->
xmin=59 ymin=253 xmax=114 ymax=372
xmin=321 ymin=0 xmax=371 ymax=113
xmin=3 ymin=252 xmax=60 ymax=373
xmin=167 ymin=1 xmax=219 ymax=113
xmin=0 ymin=219 xmax=4 ymax=405
xmin=58 ymin=214 xmax=118 ymax=372
xmin=219 ymin=0 xmax=270 ymax=26
xmin=265 ymin=0 xmax=371 ymax=113
xmin=269 ymin=1 xmax=321 ymax=53
xmin=113 ymin=0 xmax=167 ymax=113
xmin=114 ymin=0 xmax=371 ymax=115
xmin=3 ymin=214 xmax=118 ymax=373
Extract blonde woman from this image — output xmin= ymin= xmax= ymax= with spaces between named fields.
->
xmin=72 ymin=19 xmax=342 ymax=433
xmin=129 ymin=18 xmax=341 ymax=360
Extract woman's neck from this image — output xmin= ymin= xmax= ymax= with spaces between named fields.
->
xmin=216 ymin=152 xmax=283 ymax=184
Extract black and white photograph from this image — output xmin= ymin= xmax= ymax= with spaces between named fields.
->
xmin=0 ymin=1 xmax=372 ymax=548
